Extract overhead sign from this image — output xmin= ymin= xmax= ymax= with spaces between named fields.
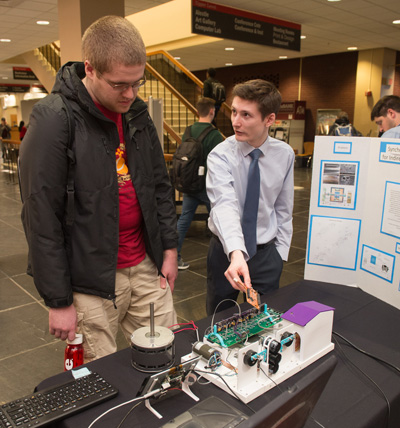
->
xmin=0 ymin=83 xmax=31 ymax=93
xmin=192 ymin=0 xmax=301 ymax=51
xmin=13 ymin=67 xmax=38 ymax=81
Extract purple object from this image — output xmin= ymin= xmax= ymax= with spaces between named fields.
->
xmin=281 ymin=301 xmax=335 ymax=326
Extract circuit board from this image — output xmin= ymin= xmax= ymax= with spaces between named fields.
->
xmin=205 ymin=304 xmax=282 ymax=348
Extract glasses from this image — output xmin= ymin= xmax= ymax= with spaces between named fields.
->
xmin=98 ymin=71 xmax=146 ymax=92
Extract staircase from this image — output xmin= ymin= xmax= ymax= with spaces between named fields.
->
xmin=21 ymin=46 xmax=233 ymax=154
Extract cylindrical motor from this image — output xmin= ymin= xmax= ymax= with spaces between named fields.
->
xmin=192 ymin=341 xmax=221 ymax=370
xmin=131 ymin=326 xmax=175 ymax=373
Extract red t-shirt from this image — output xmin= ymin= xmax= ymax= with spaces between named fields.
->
xmin=95 ymin=102 xmax=146 ymax=268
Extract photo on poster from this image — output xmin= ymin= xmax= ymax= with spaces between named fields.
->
xmin=381 ymin=181 xmax=400 ymax=239
xmin=318 ymin=160 xmax=359 ymax=209
xmin=360 ymin=244 xmax=395 ymax=283
xmin=307 ymin=215 xmax=361 ymax=270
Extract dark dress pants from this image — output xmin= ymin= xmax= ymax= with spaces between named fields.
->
xmin=206 ymin=236 xmax=283 ymax=315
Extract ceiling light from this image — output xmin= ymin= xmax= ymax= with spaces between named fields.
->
xmin=225 ymin=63 xmax=233 ymax=66
xmin=327 ymin=0 xmax=341 ymax=2
xmin=37 ymin=20 xmax=50 ymax=25
xmin=393 ymin=20 xmax=400 ymax=24
xmin=279 ymin=56 xmax=288 ymax=59
xmin=225 ymin=47 xmax=235 ymax=51
xmin=347 ymin=46 xmax=358 ymax=50
xmin=174 ymin=56 xmax=181 ymax=60
xmin=301 ymin=35 xmax=306 ymax=39
xmin=0 ymin=38 xmax=11 ymax=42
xmin=2 ymin=76 xmax=8 ymax=79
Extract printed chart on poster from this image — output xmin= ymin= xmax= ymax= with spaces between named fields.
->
xmin=318 ymin=160 xmax=359 ymax=209
xmin=381 ymin=181 xmax=400 ymax=239
xmin=308 ymin=215 xmax=361 ymax=270
xmin=360 ymin=244 xmax=395 ymax=283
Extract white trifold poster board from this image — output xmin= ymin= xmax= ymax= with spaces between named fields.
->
xmin=305 ymin=136 xmax=400 ymax=309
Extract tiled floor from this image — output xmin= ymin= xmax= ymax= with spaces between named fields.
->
xmin=0 ymin=160 xmax=312 ymax=404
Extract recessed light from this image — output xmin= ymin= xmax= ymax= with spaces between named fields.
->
xmin=393 ymin=20 xmax=400 ymax=24
xmin=225 ymin=47 xmax=235 ymax=51
xmin=225 ymin=63 xmax=233 ymax=66
xmin=347 ymin=46 xmax=358 ymax=50
xmin=301 ymin=35 xmax=306 ymax=39
xmin=37 ymin=20 xmax=50 ymax=25
xmin=279 ymin=56 xmax=288 ymax=59
xmin=0 ymin=38 xmax=11 ymax=42
xmin=327 ymin=0 xmax=341 ymax=2
xmin=2 ymin=76 xmax=8 ymax=79
xmin=174 ymin=56 xmax=181 ymax=60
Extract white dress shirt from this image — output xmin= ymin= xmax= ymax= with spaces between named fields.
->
xmin=382 ymin=125 xmax=400 ymax=139
xmin=206 ymin=134 xmax=294 ymax=261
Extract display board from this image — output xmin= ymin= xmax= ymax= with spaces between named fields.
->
xmin=305 ymin=136 xmax=400 ymax=309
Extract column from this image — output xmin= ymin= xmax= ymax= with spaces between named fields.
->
xmin=58 ymin=0 xmax=125 ymax=64
xmin=354 ymin=48 xmax=397 ymax=137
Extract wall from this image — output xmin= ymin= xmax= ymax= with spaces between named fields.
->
xmin=195 ymin=51 xmax=360 ymax=142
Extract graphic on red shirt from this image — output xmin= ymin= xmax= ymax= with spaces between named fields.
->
xmin=94 ymin=101 xmax=146 ymax=268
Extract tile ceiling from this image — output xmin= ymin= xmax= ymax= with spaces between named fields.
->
xmin=0 ymin=0 xmax=399 ymax=85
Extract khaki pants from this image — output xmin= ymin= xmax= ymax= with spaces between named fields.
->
xmin=73 ymin=254 xmax=177 ymax=362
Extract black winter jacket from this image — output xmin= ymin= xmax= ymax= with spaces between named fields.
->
xmin=19 ymin=62 xmax=178 ymax=308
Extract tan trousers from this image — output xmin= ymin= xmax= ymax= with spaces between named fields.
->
xmin=73 ymin=254 xmax=177 ymax=362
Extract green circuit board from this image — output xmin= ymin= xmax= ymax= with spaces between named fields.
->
xmin=205 ymin=304 xmax=282 ymax=348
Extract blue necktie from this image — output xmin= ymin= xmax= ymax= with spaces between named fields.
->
xmin=242 ymin=149 xmax=262 ymax=258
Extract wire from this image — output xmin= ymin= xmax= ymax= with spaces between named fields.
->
xmin=210 ymin=299 xmax=242 ymax=332
xmin=195 ymin=369 xmax=256 ymax=414
xmin=332 ymin=334 xmax=390 ymax=428
xmin=332 ymin=331 xmax=400 ymax=373
xmin=87 ymin=388 xmax=161 ymax=428
xmin=115 ymin=401 xmax=143 ymax=428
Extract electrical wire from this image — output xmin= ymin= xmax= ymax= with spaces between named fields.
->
xmin=87 ymin=388 xmax=161 ymax=428
xmin=332 ymin=334 xmax=390 ymax=428
xmin=115 ymin=401 xmax=143 ymax=428
xmin=332 ymin=331 xmax=400 ymax=373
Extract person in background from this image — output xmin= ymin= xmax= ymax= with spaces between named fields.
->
xmin=19 ymin=121 xmax=27 ymax=140
xmin=177 ymin=97 xmax=224 ymax=270
xmin=203 ymin=68 xmax=226 ymax=126
xmin=206 ymin=79 xmax=294 ymax=315
xmin=371 ymin=95 xmax=400 ymax=138
xmin=19 ymin=15 xmax=178 ymax=363
xmin=1 ymin=117 xmax=11 ymax=140
xmin=328 ymin=111 xmax=362 ymax=136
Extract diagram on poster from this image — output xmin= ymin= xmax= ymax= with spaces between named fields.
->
xmin=319 ymin=161 xmax=359 ymax=209
xmin=360 ymin=244 xmax=395 ymax=283
xmin=308 ymin=215 xmax=361 ymax=270
xmin=381 ymin=181 xmax=400 ymax=239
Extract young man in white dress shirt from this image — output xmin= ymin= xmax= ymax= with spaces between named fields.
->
xmin=206 ymin=79 xmax=295 ymax=315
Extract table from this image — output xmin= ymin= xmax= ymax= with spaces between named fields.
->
xmin=36 ymin=280 xmax=400 ymax=428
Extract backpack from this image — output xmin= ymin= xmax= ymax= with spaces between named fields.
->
xmin=210 ymin=81 xmax=226 ymax=104
xmin=171 ymin=125 xmax=215 ymax=194
xmin=334 ymin=124 xmax=354 ymax=136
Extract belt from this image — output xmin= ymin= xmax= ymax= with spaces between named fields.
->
xmin=211 ymin=233 xmax=275 ymax=251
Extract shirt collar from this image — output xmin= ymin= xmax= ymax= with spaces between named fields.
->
xmin=239 ymin=135 xmax=270 ymax=157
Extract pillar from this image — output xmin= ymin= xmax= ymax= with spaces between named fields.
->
xmin=354 ymin=48 xmax=397 ymax=137
xmin=58 ymin=0 xmax=125 ymax=65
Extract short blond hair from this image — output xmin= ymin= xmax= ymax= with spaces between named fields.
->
xmin=82 ymin=15 xmax=146 ymax=73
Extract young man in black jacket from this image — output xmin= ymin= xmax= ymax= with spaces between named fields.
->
xmin=19 ymin=16 xmax=178 ymax=362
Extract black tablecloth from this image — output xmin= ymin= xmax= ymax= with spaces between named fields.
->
xmin=36 ymin=280 xmax=400 ymax=428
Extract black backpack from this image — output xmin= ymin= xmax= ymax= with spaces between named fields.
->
xmin=210 ymin=81 xmax=226 ymax=104
xmin=171 ymin=125 xmax=215 ymax=194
